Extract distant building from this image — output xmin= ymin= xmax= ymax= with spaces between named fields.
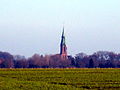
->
xmin=13 ymin=55 xmax=26 ymax=60
xmin=60 ymin=27 xmax=67 ymax=60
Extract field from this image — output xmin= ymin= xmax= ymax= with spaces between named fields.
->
xmin=0 ymin=69 xmax=120 ymax=90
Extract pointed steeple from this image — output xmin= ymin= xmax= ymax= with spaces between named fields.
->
xmin=61 ymin=27 xmax=66 ymax=46
xmin=62 ymin=27 xmax=65 ymax=37
xmin=60 ymin=26 xmax=67 ymax=60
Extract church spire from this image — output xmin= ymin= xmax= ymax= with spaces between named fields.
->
xmin=62 ymin=27 xmax=65 ymax=37
xmin=61 ymin=27 xmax=66 ymax=45
xmin=60 ymin=27 xmax=67 ymax=60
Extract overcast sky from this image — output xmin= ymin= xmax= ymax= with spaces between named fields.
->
xmin=0 ymin=0 xmax=120 ymax=57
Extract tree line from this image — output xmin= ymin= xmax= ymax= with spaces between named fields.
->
xmin=0 ymin=51 xmax=120 ymax=68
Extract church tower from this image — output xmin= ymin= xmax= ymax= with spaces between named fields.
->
xmin=60 ymin=27 xmax=67 ymax=60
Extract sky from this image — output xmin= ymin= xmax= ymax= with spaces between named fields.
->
xmin=0 ymin=0 xmax=120 ymax=57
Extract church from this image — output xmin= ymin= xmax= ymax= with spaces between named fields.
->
xmin=60 ymin=27 xmax=68 ymax=60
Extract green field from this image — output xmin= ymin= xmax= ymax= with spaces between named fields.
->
xmin=0 ymin=68 xmax=120 ymax=90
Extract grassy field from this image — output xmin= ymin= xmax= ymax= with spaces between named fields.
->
xmin=0 ymin=68 xmax=120 ymax=90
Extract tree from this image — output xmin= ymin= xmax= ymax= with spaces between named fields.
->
xmin=0 ymin=52 xmax=14 ymax=68
xmin=88 ymin=59 xmax=94 ymax=68
xmin=14 ymin=59 xmax=29 ymax=68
